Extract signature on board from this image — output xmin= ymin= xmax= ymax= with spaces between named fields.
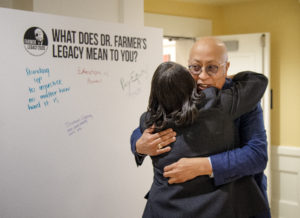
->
xmin=120 ymin=70 xmax=147 ymax=96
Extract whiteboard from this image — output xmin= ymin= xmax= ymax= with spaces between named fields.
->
xmin=0 ymin=8 xmax=162 ymax=218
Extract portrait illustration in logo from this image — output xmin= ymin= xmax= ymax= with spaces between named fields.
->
xmin=24 ymin=27 xmax=48 ymax=56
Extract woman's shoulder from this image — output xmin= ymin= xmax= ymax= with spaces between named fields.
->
xmin=232 ymin=71 xmax=268 ymax=85
xmin=199 ymin=87 xmax=219 ymax=111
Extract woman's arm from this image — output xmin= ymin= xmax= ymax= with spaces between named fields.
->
xmin=221 ymin=71 xmax=268 ymax=119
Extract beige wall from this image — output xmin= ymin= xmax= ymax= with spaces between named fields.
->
xmin=219 ymin=0 xmax=300 ymax=147
xmin=144 ymin=0 xmax=222 ymax=35
xmin=145 ymin=0 xmax=300 ymax=147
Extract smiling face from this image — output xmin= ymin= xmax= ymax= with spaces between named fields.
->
xmin=188 ymin=37 xmax=230 ymax=90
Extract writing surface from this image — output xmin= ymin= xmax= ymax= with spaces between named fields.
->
xmin=0 ymin=8 xmax=162 ymax=218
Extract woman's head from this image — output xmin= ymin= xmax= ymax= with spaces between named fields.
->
xmin=146 ymin=62 xmax=204 ymax=131
xmin=149 ymin=62 xmax=195 ymax=113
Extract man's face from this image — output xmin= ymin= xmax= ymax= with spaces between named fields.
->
xmin=188 ymin=41 xmax=229 ymax=90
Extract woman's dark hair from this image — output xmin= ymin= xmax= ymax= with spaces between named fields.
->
xmin=145 ymin=61 xmax=205 ymax=131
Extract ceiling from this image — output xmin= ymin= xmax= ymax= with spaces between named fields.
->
xmin=165 ymin=0 xmax=258 ymax=6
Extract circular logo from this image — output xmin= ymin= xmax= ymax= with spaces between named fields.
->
xmin=24 ymin=27 xmax=48 ymax=56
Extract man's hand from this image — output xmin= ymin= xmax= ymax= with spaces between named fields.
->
xmin=136 ymin=126 xmax=176 ymax=156
xmin=163 ymin=157 xmax=212 ymax=184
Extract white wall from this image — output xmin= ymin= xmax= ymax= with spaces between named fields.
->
xmin=33 ymin=0 xmax=121 ymax=22
xmin=119 ymin=0 xmax=144 ymax=26
xmin=0 ymin=0 xmax=144 ymax=25
xmin=0 ymin=0 xmax=13 ymax=8
xmin=145 ymin=13 xmax=212 ymax=66
xmin=144 ymin=12 xmax=211 ymax=38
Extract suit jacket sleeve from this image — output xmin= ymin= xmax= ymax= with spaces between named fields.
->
xmin=130 ymin=127 xmax=146 ymax=166
xmin=130 ymin=112 xmax=148 ymax=166
xmin=220 ymin=71 xmax=268 ymax=119
xmin=210 ymin=103 xmax=268 ymax=186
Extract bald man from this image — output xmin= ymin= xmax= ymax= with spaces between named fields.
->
xmin=130 ymin=37 xmax=270 ymax=218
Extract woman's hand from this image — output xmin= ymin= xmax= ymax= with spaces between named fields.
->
xmin=136 ymin=126 xmax=176 ymax=156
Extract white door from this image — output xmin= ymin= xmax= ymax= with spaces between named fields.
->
xmin=175 ymin=39 xmax=195 ymax=67
xmin=215 ymin=33 xmax=271 ymax=201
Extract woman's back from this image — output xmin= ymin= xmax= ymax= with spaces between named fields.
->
xmin=140 ymin=71 xmax=268 ymax=218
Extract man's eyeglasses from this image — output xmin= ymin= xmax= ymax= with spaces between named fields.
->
xmin=188 ymin=63 xmax=226 ymax=76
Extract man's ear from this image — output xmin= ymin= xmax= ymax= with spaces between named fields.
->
xmin=224 ymin=61 xmax=230 ymax=76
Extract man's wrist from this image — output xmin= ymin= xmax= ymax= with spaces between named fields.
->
xmin=202 ymin=157 xmax=213 ymax=176
xmin=193 ymin=157 xmax=213 ymax=177
xmin=208 ymin=157 xmax=214 ymax=178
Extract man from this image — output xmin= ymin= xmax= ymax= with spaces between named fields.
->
xmin=130 ymin=37 xmax=270 ymax=218
xmin=34 ymin=28 xmax=44 ymax=45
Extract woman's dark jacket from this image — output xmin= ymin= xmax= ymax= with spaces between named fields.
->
xmin=140 ymin=71 xmax=269 ymax=218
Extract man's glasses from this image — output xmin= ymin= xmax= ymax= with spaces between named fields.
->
xmin=188 ymin=63 xmax=226 ymax=76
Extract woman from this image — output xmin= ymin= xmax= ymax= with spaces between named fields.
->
xmin=140 ymin=62 xmax=268 ymax=218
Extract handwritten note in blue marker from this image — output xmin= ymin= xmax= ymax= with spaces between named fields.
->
xmin=26 ymin=67 xmax=71 ymax=111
